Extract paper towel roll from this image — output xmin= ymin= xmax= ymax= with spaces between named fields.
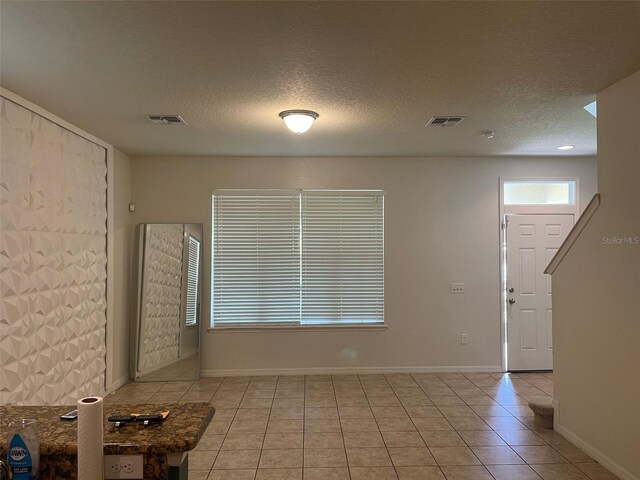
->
xmin=77 ymin=396 xmax=104 ymax=480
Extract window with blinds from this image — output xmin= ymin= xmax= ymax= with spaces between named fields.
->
xmin=211 ymin=189 xmax=384 ymax=327
xmin=185 ymin=235 xmax=201 ymax=326
xmin=301 ymin=191 xmax=384 ymax=325
xmin=212 ymin=190 xmax=301 ymax=325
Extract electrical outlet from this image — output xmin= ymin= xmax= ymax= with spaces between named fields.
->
xmin=104 ymin=455 xmax=143 ymax=479
xmin=461 ymin=333 xmax=468 ymax=345
xmin=450 ymin=283 xmax=465 ymax=294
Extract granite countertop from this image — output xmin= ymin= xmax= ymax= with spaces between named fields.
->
xmin=0 ymin=402 xmax=215 ymax=456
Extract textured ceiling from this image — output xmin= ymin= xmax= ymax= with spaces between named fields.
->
xmin=1 ymin=1 xmax=639 ymax=157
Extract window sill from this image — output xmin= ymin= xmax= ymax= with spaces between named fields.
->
xmin=207 ymin=324 xmax=388 ymax=333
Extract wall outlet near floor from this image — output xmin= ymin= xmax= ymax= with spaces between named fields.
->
xmin=104 ymin=455 xmax=143 ymax=479
xmin=450 ymin=283 xmax=465 ymax=294
xmin=461 ymin=333 xmax=468 ymax=345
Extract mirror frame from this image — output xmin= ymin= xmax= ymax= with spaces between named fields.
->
xmin=131 ymin=223 xmax=203 ymax=382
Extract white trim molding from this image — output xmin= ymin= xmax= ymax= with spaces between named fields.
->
xmin=554 ymin=425 xmax=639 ymax=480
xmin=208 ymin=324 xmax=388 ymax=333
xmin=201 ymin=365 xmax=503 ymax=377
xmin=545 ymin=193 xmax=601 ymax=274
xmin=552 ymin=398 xmax=560 ymax=429
xmin=498 ymin=176 xmax=581 ymax=372
xmin=554 ymin=400 xmax=639 ymax=480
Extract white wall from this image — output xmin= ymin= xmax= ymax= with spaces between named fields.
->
xmin=131 ymin=155 xmax=596 ymax=375
xmin=0 ymin=95 xmax=108 ymax=405
xmin=1 ymin=89 xmax=133 ymax=399
xmin=138 ymin=223 xmax=184 ymax=375
xmin=553 ymin=71 xmax=640 ymax=480
xmin=109 ymin=148 xmax=133 ymax=389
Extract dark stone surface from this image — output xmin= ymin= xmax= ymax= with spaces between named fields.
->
xmin=0 ymin=402 xmax=214 ymax=479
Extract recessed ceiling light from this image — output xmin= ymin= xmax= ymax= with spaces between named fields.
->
xmin=481 ymin=130 xmax=495 ymax=139
xmin=558 ymin=145 xmax=575 ymax=150
xmin=279 ymin=110 xmax=319 ymax=135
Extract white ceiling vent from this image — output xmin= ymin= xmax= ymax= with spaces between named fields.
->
xmin=426 ymin=116 xmax=465 ymax=127
xmin=145 ymin=115 xmax=187 ymax=125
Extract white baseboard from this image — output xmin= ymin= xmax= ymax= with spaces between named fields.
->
xmin=552 ymin=398 xmax=560 ymax=429
xmin=106 ymin=373 xmax=130 ymax=393
xmin=201 ymin=365 xmax=502 ymax=377
xmin=554 ymin=402 xmax=638 ymax=480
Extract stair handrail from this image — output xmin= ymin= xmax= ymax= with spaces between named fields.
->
xmin=545 ymin=193 xmax=601 ymax=275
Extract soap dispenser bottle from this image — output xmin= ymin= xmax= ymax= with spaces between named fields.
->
xmin=7 ymin=419 xmax=39 ymax=480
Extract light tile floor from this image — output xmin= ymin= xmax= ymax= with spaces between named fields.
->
xmin=107 ymin=372 xmax=621 ymax=480
xmin=136 ymin=353 xmax=200 ymax=382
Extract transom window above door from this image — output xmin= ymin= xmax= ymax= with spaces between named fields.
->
xmin=503 ymin=180 xmax=576 ymax=205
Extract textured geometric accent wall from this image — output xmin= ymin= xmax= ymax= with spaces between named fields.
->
xmin=0 ymin=97 xmax=107 ymax=405
xmin=139 ymin=224 xmax=184 ymax=374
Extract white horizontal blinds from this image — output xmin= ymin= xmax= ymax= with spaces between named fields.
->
xmin=213 ymin=190 xmax=301 ymax=325
xmin=185 ymin=235 xmax=200 ymax=326
xmin=301 ymin=191 xmax=384 ymax=325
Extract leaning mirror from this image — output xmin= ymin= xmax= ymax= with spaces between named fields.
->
xmin=132 ymin=223 xmax=202 ymax=382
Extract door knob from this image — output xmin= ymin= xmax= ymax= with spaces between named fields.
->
xmin=508 ymin=298 xmax=516 ymax=304
xmin=508 ymin=288 xmax=514 ymax=293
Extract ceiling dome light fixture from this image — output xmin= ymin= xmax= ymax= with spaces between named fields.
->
xmin=557 ymin=144 xmax=575 ymax=150
xmin=279 ymin=109 xmax=319 ymax=135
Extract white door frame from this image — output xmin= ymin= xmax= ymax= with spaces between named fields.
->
xmin=499 ymin=177 xmax=580 ymax=372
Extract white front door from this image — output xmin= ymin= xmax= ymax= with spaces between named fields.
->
xmin=506 ymin=214 xmax=574 ymax=371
